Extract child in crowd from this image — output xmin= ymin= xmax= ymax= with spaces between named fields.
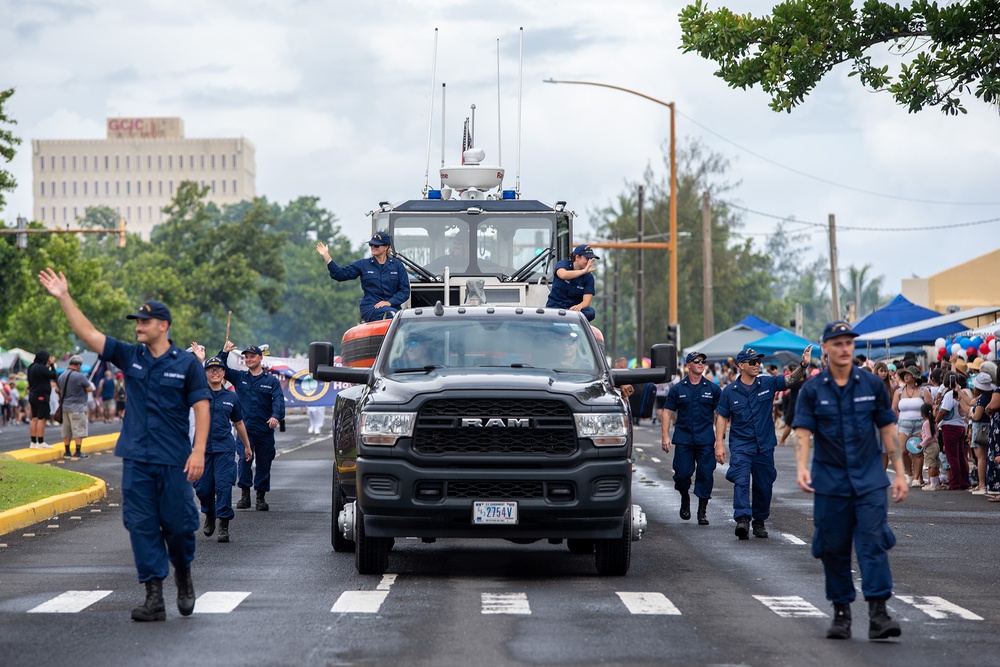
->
xmin=919 ymin=403 xmax=942 ymax=491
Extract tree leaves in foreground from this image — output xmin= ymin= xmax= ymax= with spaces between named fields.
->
xmin=679 ymin=0 xmax=1000 ymax=114
xmin=0 ymin=87 xmax=21 ymax=212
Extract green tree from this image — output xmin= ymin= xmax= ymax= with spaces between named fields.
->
xmin=679 ymin=0 xmax=1000 ymax=114
xmin=841 ymin=263 xmax=888 ymax=320
xmin=0 ymin=87 xmax=20 ymax=212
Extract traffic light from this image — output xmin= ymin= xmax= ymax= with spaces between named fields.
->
xmin=666 ymin=323 xmax=679 ymax=347
xmin=16 ymin=216 xmax=27 ymax=249
xmin=116 ymin=218 xmax=126 ymax=248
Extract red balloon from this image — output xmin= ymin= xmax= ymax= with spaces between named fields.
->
xmin=967 ymin=346 xmax=978 ymax=357
xmin=988 ymin=335 xmax=996 ymax=343
xmin=938 ymin=347 xmax=946 ymax=360
xmin=981 ymin=342 xmax=991 ymax=354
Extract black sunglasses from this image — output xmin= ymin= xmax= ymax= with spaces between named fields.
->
xmin=744 ymin=359 xmax=761 ymax=366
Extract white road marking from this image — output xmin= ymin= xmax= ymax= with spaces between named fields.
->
xmin=616 ymin=592 xmax=682 ymax=615
xmin=754 ymin=595 xmax=827 ymax=618
xmin=896 ymin=596 xmax=983 ymax=620
xmin=482 ymin=592 xmax=531 ymax=615
xmin=650 ymin=457 xmax=662 ymax=463
xmin=781 ymin=533 xmax=807 ymax=545
xmin=635 ymin=447 xmax=645 ymax=453
xmin=28 ymin=590 xmax=112 ymax=613
xmin=331 ymin=590 xmax=390 ymax=614
xmin=194 ymin=591 xmax=251 ymax=614
xmin=377 ymin=574 xmax=398 ymax=590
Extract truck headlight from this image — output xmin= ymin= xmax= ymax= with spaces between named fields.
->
xmin=360 ymin=412 xmax=416 ymax=446
xmin=574 ymin=413 xmax=628 ymax=446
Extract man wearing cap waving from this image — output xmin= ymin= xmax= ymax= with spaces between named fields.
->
xmin=218 ymin=340 xmax=285 ymax=511
xmin=793 ymin=320 xmax=907 ymax=641
xmin=661 ymin=351 xmax=722 ymax=525
xmin=716 ymin=343 xmax=812 ymax=540
xmin=316 ymin=231 xmax=410 ymax=322
xmin=38 ymin=268 xmax=211 ymax=622
xmin=546 ymin=244 xmax=599 ymax=321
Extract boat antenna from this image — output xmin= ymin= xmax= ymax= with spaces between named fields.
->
xmin=515 ymin=27 xmax=523 ymax=196
xmin=496 ymin=38 xmax=502 ymax=167
xmin=470 ymin=104 xmax=476 ymax=151
xmin=440 ymin=83 xmax=446 ymax=167
xmin=422 ymin=28 xmax=439 ymax=196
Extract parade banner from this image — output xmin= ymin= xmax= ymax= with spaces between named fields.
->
xmin=223 ymin=352 xmax=353 ymax=407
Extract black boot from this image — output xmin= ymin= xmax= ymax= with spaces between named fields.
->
xmin=203 ymin=509 xmax=216 ymax=537
xmin=217 ymin=519 xmax=230 ymax=543
xmin=74 ymin=447 xmax=89 ymax=459
xmin=174 ymin=567 xmax=195 ymax=616
xmin=256 ymin=490 xmax=269 ymax=511
xmin=236 ymin=487 xmax=251 ymax=510
xmin=868 ymin=598 xmax=901 ymax=640
xmin=679 ymin=492 xmax=691 ymax=521
xmin=827 ymin=603 xmax=851 ymax=639
xmin=64 ymin=445 xmax=72 ymax=457
xmin=697 ymin=497 xmax=709 ymax=525
xmin=735 ymin=517 xmax=750 ymax=540
xmin=131 ymin=579 xmax=166 ymax=622
xmin=751 ymin=519 xmax=768 ymax=538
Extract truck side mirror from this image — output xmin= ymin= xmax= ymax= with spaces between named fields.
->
xmin=650 ymin=344 xmax=678 ymax=380
xmin=309 ymin=341 xmax=335 ymax=377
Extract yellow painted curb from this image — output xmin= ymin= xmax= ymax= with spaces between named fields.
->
xmin=6 ymin=432 xmax=119 ymax=464
xmin=0 ymin=474 xmax=107 ymax=536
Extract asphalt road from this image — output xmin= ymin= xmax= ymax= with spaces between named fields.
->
xmin=1 ymin=415 xmax=998 ymax=667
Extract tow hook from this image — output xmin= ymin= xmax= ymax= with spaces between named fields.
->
xmin=339 ymin=501 xmax=356 ymax=542
xmin=631 ymin=504 xmax=647 ymax=541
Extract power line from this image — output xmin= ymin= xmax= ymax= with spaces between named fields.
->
xmin=676 ymin=109 xmax=1000 ymax=206
xmin=722 ymin=201 xmax=1000 ymax=232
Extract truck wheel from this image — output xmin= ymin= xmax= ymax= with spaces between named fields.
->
xmin=594 ymin=505 xmax=631 ymax=576
xmin=332 ymin=467 xmax=354 ymax=553
xmin=354 ymin=506 xmax=390 ymax=575
xmin=566 ymin=539 xmax=594 ymax=554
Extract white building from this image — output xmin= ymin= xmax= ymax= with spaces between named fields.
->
xmin=31 ymin=117 xmax=256 ymax=238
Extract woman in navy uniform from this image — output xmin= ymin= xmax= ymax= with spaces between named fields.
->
xmin=545 ymin=244 xmax=599 ymax=321
xmin=794 ymin=320 xmax=908 ymax=640
xmin=316 ymin=231 xmax=410 ymax=322
xmin=39 ymin=268 xmax=210 ymax=622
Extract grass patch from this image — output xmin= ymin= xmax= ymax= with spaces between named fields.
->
xmin=0 ymin=455 xmax=97 ymax=512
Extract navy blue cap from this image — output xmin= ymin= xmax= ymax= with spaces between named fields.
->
xmin=243 ymin=345 xmax=263 ymax=356
xmin=572 ymin=244 xmax=599 ymax=259
xmin=685 ymin=351 xmax=707 ymax=364
xmin=126 ymin=300 xmax=172 ymax=324
xmin=204 ymin=356 xmax=225 ymax=369
xmin=735 ymin=348 xmax=765 ymax=364
xmin=821 ymin=320 xmax=859 ymax=343
xmin=369 ymin=231 xmax=392 ymax=247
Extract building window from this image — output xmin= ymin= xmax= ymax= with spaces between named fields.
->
xmin=211 ymin=155 xmax=216 ymax=170
xmin=94 ymin=155 xmax=99 ymax=171
xmin=158 ymin=181 xmax=163 ymax=195
xmin=115 ymin=155 xmax=120 ymax=170
xmin=72 ymin=182 xmax=77 ymax=196
xmin=72 ymin=155 xmax=77 ymax=170
xmin=232 ymin=154 xmax=236 ymax=168
xmin=211 ymin=180 xmax=215 ymax=194
xmin=52 ymin=206 xmax=56 ymax=220
xmin=50 ymin=156 xmax=56 ymax=170
xmin=147 ymin=155 xmax=152 ymax=170
xmin=190 ymin=154 xmax=195 ymax=169
xmin=94 ymin=180 xmax=98 ymax=194
xmin=135 ymin=155 xmax=140 ymax=172
xmin=169 ymin=181 xmax=174 ymax=195
xmin=233 ymin=180 xmax=237 ymax=194
xmin=137 ymin=181 xmax=142 ymax=195
xmin=41 ymin=182 xmax=45 ymax=196
xmin=137 ymin=206 xmax=141 ymax=220
xmin=62 ymin=206 xmax=67 ymax=221
xmin=116 ymin=181 xmax=120 ymax=195
xmin=51 ymin=181 xmax=55 ymax=197
xmin=148 ymin=206 xmax=152 ymax=220
xmin=200 ymin=155 xmax=205 ymax=170
xmin=126 ymin=181 xmax=131 ymax=195
xmin=83 ymin=181 xmax=88 ymax=195
xmin=62 ymin=182 xmax=67 ymax=196
xmin=158 ymin=155 xmax=162 ymax=170
xmin=104 ymin=155 xmax=109 ymax=170
xmin=40 ymin=155 xmax=45 ymax=171
xmin=82 ymin=155 xmax=87 ymax=170
xmin=168 ymin=155 xmax=173 ymax=170
xmin=61 ymin=156 xmax=66 ymax=171
xmin=105 ymin=181 xmax=109 ymax=195
xmin=179 ymin=155 xmax=184 ymax=169
xmin=222 ymin=180 xmax=226 ymax=194
xmin=73 ymin=206 xmax=78 ymax=219
xmin=126 ymin=155 xmax=131 ymax=170
xmin=221 ymin=154 xmax=226 ymax=169
xmin=147 ymin=180 xmax=152 ymax=195
xmin=127 ymin=206 xmax=131 ymax=220
xmin=41 ymin=208 xmax=45 ymax=221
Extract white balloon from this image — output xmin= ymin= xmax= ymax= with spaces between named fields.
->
xmin=935 ymin=337 xmax=946 ymax=349
xmin=951 ymin=343 xmax=962 ymax=355
xmin=989 ymin=351 xmax=997 ymax=361
xmin=990 ymin=339 xmax=997 ymax=352
xmin=957 ymin=348 xmax=968 ymax=359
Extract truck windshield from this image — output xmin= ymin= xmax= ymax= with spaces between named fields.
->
xmin=391 ymin=215 xmax=554 ymax=278
xmin=385 ymin=318 xmax=597 ymax=373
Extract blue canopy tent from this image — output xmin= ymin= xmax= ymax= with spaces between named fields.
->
xmin=683 ymin=316 xmax=786 ymax=363
xmin=736 ymin=315 xmax=784 ymax=336
xmin=744 ymin=330 xmax=817 ymax=366
xmin=852 ymin=295 xmax=966 ymax=348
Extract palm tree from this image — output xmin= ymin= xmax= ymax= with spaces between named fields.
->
xmin=841 ymin=264 xmax=887 ymax=321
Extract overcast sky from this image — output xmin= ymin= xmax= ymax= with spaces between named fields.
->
xmin=3 ymin=0 xmax=999 ymax=297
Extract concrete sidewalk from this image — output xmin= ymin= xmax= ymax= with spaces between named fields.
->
xmin=0 ymin=432 xmax=117 ymax=536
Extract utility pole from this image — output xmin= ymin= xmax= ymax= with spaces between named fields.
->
xmin=702 ymin=191 xmax=714 ymax=339
xmin=636 ymin=185 xmax=645 ymax=362
xmin=828 ymin=214 xmax=840 ymax=321
xmin=611 ymin=233 xmax=620 ymax=359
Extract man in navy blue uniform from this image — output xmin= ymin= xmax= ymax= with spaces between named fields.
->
xmin=39 ymin=268 xmax=210 ymax=622
xmin=191 ymin=350 xmax=252 ymax=543
xmin=661 ymin=351 xmax=722 ymax=525
xmin=716 ymin=344 xmax=812 ymax=540
xmin=219 ymin=341 xmax=285 ymax=511
xmin=545 ymin=244 xmax=599 ymax=321
xmin=316 ymin=231 xmax=410 ymax=322
xmin=794 ymin=321 xmax=908 ymax=641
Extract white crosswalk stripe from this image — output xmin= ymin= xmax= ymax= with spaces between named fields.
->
xmin=896 ymin=595 xmax=984 ymax=620
xmin=753 ymin=595 xmax=827 ymax=618
xmin=482 ymin=592 xmax=530 ymax=615
xmin=28 ymin=590 xmax=112 ymax=613
xmin=195 ymin=592 xmax=251 ymax=614
xmin=617 ymin=592 xmax=681 ymax=615
xmin=331 ymin=590 xmax=390 ymax=614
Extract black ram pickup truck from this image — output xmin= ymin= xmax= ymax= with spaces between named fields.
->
xmin=309 ymin=303 xmax=675 ymax=575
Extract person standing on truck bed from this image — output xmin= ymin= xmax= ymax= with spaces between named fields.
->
xmin=715 ymin=344 xmax=812 ymax=540
xmin=218 ymin=342 xmax=285 ymax=512
xmin=661 ymin=351 xmax=722 ymax=525
xmin=546 ymin=244 xmax=599 ymax=322
xmin=316 ymin=231 xmax=411 ymax=322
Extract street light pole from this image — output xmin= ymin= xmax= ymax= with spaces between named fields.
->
xmin=544 ymin=78 xmax=678 ymax=328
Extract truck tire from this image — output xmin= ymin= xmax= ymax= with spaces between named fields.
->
xmin=354 ymin=506 xmax=390 ymax=575
xmin=566 ymin=539 xmax=594 ymax=554
xmin=332 ymin=467 xmax=354 ymax=553
xmin=594 ymin=505 xmax=631 ymax=576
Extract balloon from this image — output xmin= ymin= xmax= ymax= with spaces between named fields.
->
xmin=990 ymin=340 xmax=997 ymax=352
xmin=938 ymin=347 xmax=946 ymax=360
xmin=957 ymin=348 xmax=968 ymax=359
xmin=967 ymin=346 xmax=978 ymax=357
xmin=971 ymin=336 xmax=984 ymax=348
xmin=981 ymin=343 xmax=991 ymax=355
xmin=935 ymin=337 xmax=946 ymax=349
xmin=989 ymin=351 xmax=997 ymax=361
xmin=958 ymin=337 xmax=971 ymax=349
xmin=987 ymin=334 xmax=995 ymax=343
xmin=951 ymin=343 xmax=962 ymax=355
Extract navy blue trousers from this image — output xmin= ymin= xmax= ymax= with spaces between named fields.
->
xmin=672 ymin=442 xmax=717 ymax=499
xmin=813 ymin=488 xmax=896 ymax=603
xmin=121 ymin=459 xmax=198 ymax=583
xmin=238 ymin=430 xmax=275 ymax=493
xmin=725 ymin=446 xmax=776 ymax=521
xmin=363 ymin=306 xmax=399 ymax=322
xmin=195 ymin=451 xmax=237 ymax=520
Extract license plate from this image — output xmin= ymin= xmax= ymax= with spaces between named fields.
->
xmin=472 ymin=501 xmax=518 ymax=525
